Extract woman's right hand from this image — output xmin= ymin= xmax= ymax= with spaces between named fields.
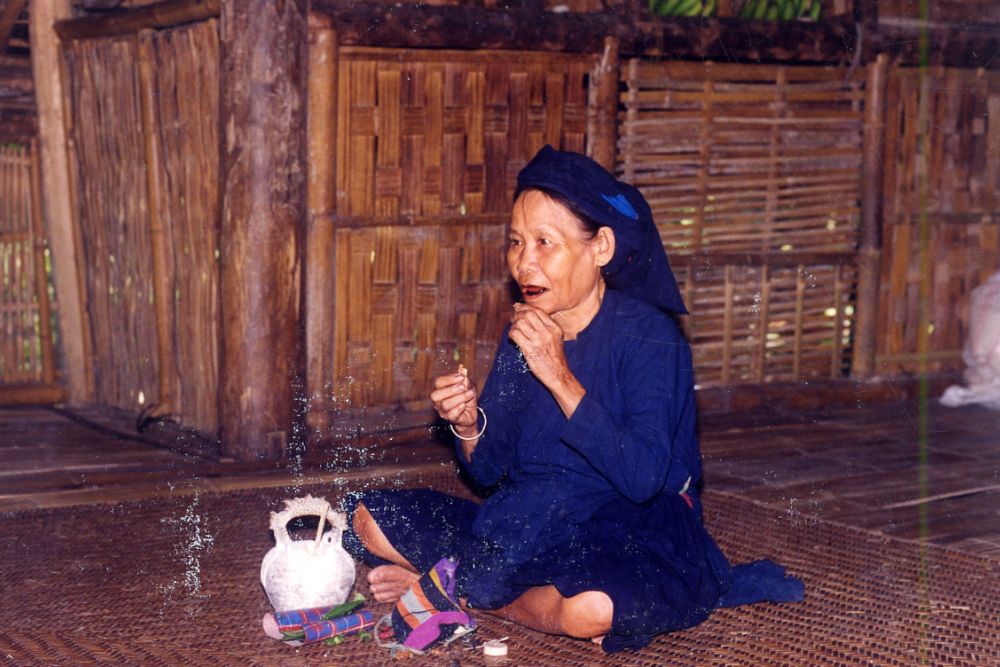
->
xmin=430 ymin=365 xmax=479 ymax=440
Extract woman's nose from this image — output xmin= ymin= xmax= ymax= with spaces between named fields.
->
xmin=514 ymin=243 xmax=537 ymax=275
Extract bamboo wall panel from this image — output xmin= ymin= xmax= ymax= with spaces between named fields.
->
xmin=64 ymin=37 xmax=161 ymax=411
xmin=876 ymin=67 xmax=1000 ymax=375
xmin=148 ymin=21 xmax=220 ymax=434
xmin=62 ymin=23 xmax=222 ymax=433
xmin=619 ymin=60 xmax=864 ymax=385
xmin=676 ymin=260 xmax=856 ymax=385
xmin=334 ymin=48 xmax=591 ymax=218
xmin=332 ymin=223 xmax=510 ymax=409
xmin=311 ymin=48 xmax=593 ymax=431
xmin=0 ymin=143 xmax=56 ymax=387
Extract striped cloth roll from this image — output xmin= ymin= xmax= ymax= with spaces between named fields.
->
xmin=301 ymin=610 xmax=377 ymax=644
xmin=263 ymin=608 xmax=377 ymax=645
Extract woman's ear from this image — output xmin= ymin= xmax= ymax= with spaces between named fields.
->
xmin=594 ymin=226 xmax=616 ymax=268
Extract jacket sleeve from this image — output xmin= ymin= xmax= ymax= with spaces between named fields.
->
xmin=454 ymin=335 xmax=524 ymax=487
xmin=559 ymin=321 xmax=697 ymax=504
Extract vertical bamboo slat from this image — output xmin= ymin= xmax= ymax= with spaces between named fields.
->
xmin=137 ymin=30 xmax=178 ymax=416
xmin=852 ymin=54 xmax=888 ymax=378
xmin=587 ymin=36 xmax=619 ymax=172
xmin=305 ymin=23 xmax=339 ymax=444
xmin=29 ymin=141 xmax=56 ymax=386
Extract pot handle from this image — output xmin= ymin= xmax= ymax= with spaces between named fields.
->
xmin=269 ymin=495 xmax=346 ymax=548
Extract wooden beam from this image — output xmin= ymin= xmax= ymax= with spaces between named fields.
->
xmin=851 ymin=53 xmax=888 ymax=378
xmin=30 ymin=0 xmax=91 ymax=404
xmin=695 ymin=373 xmax=960 ymax=417
xmin=0 ymin=0 xmax=27 ymax=55
xmin=669 ymin=251 xmax=856 ymax=268
xmin=310 ymin=0 xmax=858 ymax=64
xmin=0 ymin=384 xmax=66 ymax=405
xmin=868 ymin=20 xmax=1000 ymax=70
xmin=54 ymin=0 xmax=219 ymax=40
xmin=29 ymin=139 xmax=56 ymax=386
xmin=51 ymin=0 xmax=999 ymax=70
xmin=218 ymin=0 xmax=308 ymax=462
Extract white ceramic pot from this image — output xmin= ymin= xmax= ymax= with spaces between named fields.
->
xmin=260 ymin=495 xmax=356 ymax=612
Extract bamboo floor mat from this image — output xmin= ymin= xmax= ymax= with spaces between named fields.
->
xmin=1 ymin=468 xmax=998 ymax=666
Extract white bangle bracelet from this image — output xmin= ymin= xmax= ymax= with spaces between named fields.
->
xmin=450 ymin=407 xmax=487 ymax=441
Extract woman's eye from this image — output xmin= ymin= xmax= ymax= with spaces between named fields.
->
xmin=538 ymin=237 xmax=551 ymax=246
xmin=508 ymin=238 xmax=522 ymax=247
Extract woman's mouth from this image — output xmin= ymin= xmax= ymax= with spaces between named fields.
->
xmin=521 ymin=285 xmax=548 ymax=299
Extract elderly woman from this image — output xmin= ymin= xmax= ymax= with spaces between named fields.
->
xmin=344 ymin=146 xmax=802 ymax=654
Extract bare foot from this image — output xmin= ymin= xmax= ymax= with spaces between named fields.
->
xmin=367 ymin=564 xmax=420 ymax=603
xmin=591 ymin=636 xmax=605 ymax=648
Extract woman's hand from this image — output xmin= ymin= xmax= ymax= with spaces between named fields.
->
xmin=431 ymin=365 xmax=479 ymax=442
xmin=509 ymin=303 xmax=586 ymax=417
xmin=509 ymin=303 xmax=570 ymax=387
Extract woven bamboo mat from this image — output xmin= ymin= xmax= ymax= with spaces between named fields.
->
xmin=1 ymin=468 xmax=998 ymax=666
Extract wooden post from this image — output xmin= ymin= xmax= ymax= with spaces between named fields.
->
xmin=304 ymin=21 xmax=339 ymax=446
xmin=29 ymin=0 xmax=91 ymax=403
xmin=588 ymin=36 xmax=620 ymax=172
xmin=137 ymin=30 xmax=178 ymax=416
xmin=219 ymin=0 xmax=308 ymax=461
xmin=851 ymin=54 xmax=889 ymax=378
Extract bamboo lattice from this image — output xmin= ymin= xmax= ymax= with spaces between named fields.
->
xmin=619 ymin=60 xmax=865 ymax=385
xmin=148 ymin=21 xmax=221 ymax=433
xmin=65 ymin=36 xmax=160 ymax=412
xmin=312 ymin=48 xmax=593 ymax=428
xmin=0 ymin=143 xmax=55 ymax=386
xmin=876 ymin=66 xmax=1000 ymax=375
xmin=62 ymin=22 xmax=221 ymax=432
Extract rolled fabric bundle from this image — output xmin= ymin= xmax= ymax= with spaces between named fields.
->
xmin=301 ymin=610 xmax=377 ymax=644
xmin=263 ymin=608 xmax=376 ymax=644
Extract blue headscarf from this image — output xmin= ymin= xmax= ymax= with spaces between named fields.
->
xmin=516 ymin=145 xmax=687 ymax=315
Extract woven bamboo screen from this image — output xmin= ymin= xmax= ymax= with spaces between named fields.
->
xmin=64 ymin=36 xmax=159 ymax=410
xmin=148 ymin=22 xmax=221 ymax=433
xmin=876 ymin=66 xmax=1000 ymax=375
xmin=312 ymin=47 xmax=593 ymax=431
xmin=0 ymin=142 xmax=56 ymax=386
xmin=62 ymin=21 xmax=220 ymax=432
xmin=618 ymin=60 xmax=864 ymax=385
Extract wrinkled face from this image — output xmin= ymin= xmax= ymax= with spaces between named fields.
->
xmin=507 ymin=190 xmax=610 ymax=327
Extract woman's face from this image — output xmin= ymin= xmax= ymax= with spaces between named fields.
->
xmin=507 ymin=190 xmax=614 ymax=331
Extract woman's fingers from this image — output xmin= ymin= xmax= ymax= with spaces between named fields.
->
xmin=433 ymin=371 xmax=467 ymax=390
xmin=430 ymin=371 xmax=477 ymax=425
xmin=512 ymin=303 xmax=563 ymax=339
